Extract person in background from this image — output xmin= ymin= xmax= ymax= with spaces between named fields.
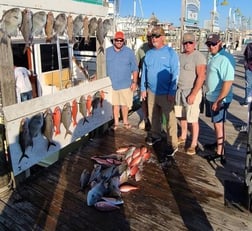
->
xmin=204 ymin=34 xmax=236 ymax=164
xmin=240 ymin=42 xmax=252 ymax=107
xmin=140 ymin=26 xmax=179 ymax=157
xmin=106 ymin=31 xmax=138 ymax=130
xmin=136 ymin=28 xmax=153 ymax=131
xmin=14 ymin=66 xmax=33 ymax=103
xmin=176 ymin=32 xmax=206 ymax=155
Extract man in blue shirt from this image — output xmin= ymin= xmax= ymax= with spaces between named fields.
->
xmin=140 ymin=26 xmax=179 ymax=157
xmin=106 ymin=31 xmax=138 ymax=130
xmin=204 ymin=34 xmax=236 ymax=164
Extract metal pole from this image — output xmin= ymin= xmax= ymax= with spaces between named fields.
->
xmin=180 ymin=0 xmax=186 ymax=52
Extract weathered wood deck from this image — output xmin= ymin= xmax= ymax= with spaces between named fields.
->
xmin=0 ymin=51 xmax=251 ymax=231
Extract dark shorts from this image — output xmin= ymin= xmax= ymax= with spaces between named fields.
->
xmin=207 ymin=101 xmax=230 ymax=123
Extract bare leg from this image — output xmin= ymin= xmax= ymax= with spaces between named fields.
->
xmin=179 ymin=119 xmax=187 ymax=140
xmin=121 ymin=105 xmax=129 ymax=125
xmin=214 ymin=122 xmax=225 ymax=155
xmin=191 ymin=121 xmax=199 ymax=147
xmin=113 ymin=105 xmax=120 ymax=125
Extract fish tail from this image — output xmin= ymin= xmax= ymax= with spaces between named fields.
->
xmin=18 ymin=153 xmax=29 ymax=164
xmin=98 ymin=46 xmax=104 ymax=54
xmin=64 ymin=130 xmax=72 ymax=139
xmin=47 ymin=141 xmax=56 ymax=151
xmin=82 ymin=117 xmax=89 ymax=125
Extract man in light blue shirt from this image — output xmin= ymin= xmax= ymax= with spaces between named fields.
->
xmin=141 ymin=26 xmax=179 ymax=158
xmin=204 ymin=34 xmax=236 ymax=164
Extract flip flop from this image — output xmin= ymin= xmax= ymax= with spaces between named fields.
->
xmin=124 ymin=124 xmax=131 ymax=129
xmin=111 ymin=125 xmax=118 ymax=131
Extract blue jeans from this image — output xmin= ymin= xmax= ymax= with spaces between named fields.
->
xmin=20 ymin=91 xmax=32 ymax=102
xmin=244 ymin=69 xmax=252 ymax=103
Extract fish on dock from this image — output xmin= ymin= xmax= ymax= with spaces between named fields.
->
xmin=28 ymin=112 xmax=44 ymax=138
xmin=53 ymin=106 xmax=61 ymax=136
xmin=78 ymin=95 xmax=89 ymax=125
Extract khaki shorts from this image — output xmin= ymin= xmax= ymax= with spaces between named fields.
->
xmin=112 ymin=88 xmax=133 ymax=109
xmin=182 ymin=90 xmax=202 ymax=123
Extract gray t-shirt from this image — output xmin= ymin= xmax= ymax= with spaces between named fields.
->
xmin=178 ymin=50 xmax=206 ymax=90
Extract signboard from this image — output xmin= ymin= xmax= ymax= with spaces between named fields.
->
xmin=185 ymin=0 xmax=200 ymax=26
xmin=3 ymin=78 xmax=113 ymax=176
xmin=73 ymin=0 xmax=103 ymax=5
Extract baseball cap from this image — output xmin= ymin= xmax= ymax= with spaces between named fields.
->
xmin=206 ymin=34 xmax=220 ymax=44
xmin=151 ymin=26 xmax=165 ymax=36
xmin=183 ymin=33 xmax=195 ymax=43
xmin=114 ymin=31 xmax=125 ymax=39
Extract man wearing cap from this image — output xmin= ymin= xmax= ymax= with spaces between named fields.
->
xmin=140 ymin=26 xmax=179 ymax=157
xmin=176 ymin=32 xmax=206 ymax=155
xmin=106 ymin=31 xmax=138 ymax=130
xmin=204 ymin=33 xmax=236 ymax=164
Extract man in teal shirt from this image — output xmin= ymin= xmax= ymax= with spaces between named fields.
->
xmin=204 ymin=34 xmax=236 ymax=164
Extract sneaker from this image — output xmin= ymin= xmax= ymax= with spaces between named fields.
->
xmin=238 ymin=125 xmax=248 ymax=133
xmin=145 ymin=136 xmax=162 ymax=146
xmin=203 ymin=142 xmax=217 ymax=151
xmin=186 ymin=146 xmax=197 ymax=155
xmin=240 ymin=101 xmax=248 ymax=107
xmin=165 ymin=145 xmax=178 ymax=157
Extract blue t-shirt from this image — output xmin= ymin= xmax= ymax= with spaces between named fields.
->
xmin=106 ymin=45 xmax=138 ymax=90
xmin=206 ymin=48 xmax=236 ymax=103
xmin=140 ymin=45 xmax=179 ymax=96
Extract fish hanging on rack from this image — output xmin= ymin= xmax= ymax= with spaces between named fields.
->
xmin=73 ymin=14 xmax=83 ymax=37
xmin=45 ymin=11 xmax=54 ymax=43
xmin=67 ymin=14 xmax=74 ymax=43
xmin=53 ymin=13 xmax=67 ymax=37
xmin=20 ymin=8 xmax=33 ymax=54
xmin=31 ymin=11 xmax=47 ymax=37
xmin=0 ymin=8 xmax=22 ymax=37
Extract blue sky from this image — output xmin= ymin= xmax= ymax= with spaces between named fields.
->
xmin=119 ymin=0 xmax=251 ymax=30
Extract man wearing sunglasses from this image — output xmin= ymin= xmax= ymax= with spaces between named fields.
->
xmin=204 ymin=34 xmax=236 ymax=164
xmin=176 ymin=33 xmax=206 ymax=155
xmin=140 ymin=26 xmax=179 ymax=157
xmin=106 ymin=31 xmax=138 ymax=130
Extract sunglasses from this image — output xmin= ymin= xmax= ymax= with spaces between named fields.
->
xmin=206 ymin=42 xmax=218 ymax=47
xmin=183 ymin=41 xmax=194 ymax=45
xmin=151 ymin=34 xmax=162 ymax=38
xmin=115 ymin=39 xmax=124 ymax=42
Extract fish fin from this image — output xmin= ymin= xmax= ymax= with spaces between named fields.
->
xmin=18 ymin=153 xmax=29 ymax=164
